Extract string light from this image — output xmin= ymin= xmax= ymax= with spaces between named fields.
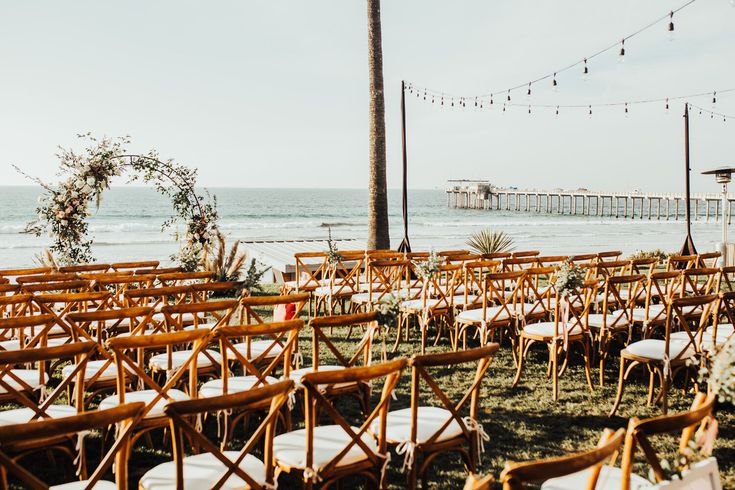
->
xmin=555 ymin=105 xmax=559 ymax=116
xmin=527 ymin=83 xmax=532 ymax=97
xmin=528 ymin=105 xmax=531 ymax=114
xmin=713 ymin=91 xmax=717 ymax=104
xmin=668 ymin=11 xmax=675 ymax=41
xmin=619 ymin=39 xmax=626 ymax=62
xmin=405 ymin=0 xmax=697 ymax=104
xmin=665 ymin=98 xmax=670 ymax=112
xmin=588 ymin=105 xmax=592 ymax=117
xmin=624 ymin=102 xmax=629 ymax=117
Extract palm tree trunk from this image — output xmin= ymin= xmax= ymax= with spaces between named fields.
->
xmin=367 ymin=0 xmax=390 ymax=250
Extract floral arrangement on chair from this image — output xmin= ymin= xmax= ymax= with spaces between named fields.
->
xmin=554 ymin=259 xmax=585 ymax=298
xmin=15 ymin=134 xmax=219 ymax=267
xmin=413 ymin=250 xmax=442 ymax=282
xmin=376 ymin=291 xmax=404 ymax=329
xmin=700 ymin=335 xmax=735 ymax=404
xmin=325 ymin=226 xmax=343 ymax=270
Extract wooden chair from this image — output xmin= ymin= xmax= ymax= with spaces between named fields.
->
xmin=666 ymin=254 xmax=697 ymax=271
xmin=535 ymin=255 xmax=568 ymax=268
xmin=0 ymin=313 xmax=62 ymax=351
xmin=190 ymin=281 xmax=241 ymax=302
xmin=0 ymin=293 xmax=33 ymax=322
xmin=351 ymin=258 xmax=410 ymax=313
xmin=93 ymin=274 xmax=157 ymax=307
xmin=380 ymin=345 xmax=499 ymax=489
xmin=619 ymin=392 xmax=717 ymax=490
xmin=58 ymin=263 xmax=111 ymax=274
xmin=139 ymin=381 xmax=293 ymax=490
xmin=0 ymin=402 xmax=144 ymax=489
xmin=502 ymin=257 xmax=538 ymax=272
xmin=704 ymin=291 xmax=735 ymax=351
xmin=610 ymin=294 xmax=719 ymax=415
xmin=631 ymin=271 xmax=681 ymax=338
xmin=20 ymin=280 xmax=91 ymax=295
xmin=291 ymin=312 xmax=380 ymax=415
xmin=597 ymin=250 xmax=623 ymax=262
xmin=313 ymin=250 xmax=365 ymax=315
xmin=122 ymin=285 xmax=191 ymax=322
xmin=399 ymin=263 xmax=462 ymax=354
xmin=588 ymin=274 xmax=646 ymax=386
xmin=517 ymin=266 xmax=557 ymax=326
xmin=160 ymin=299 xmax=239 ymax=334
xmin=99 ymin=329 xmax=212 ymax=452
xmin=15 ymin=273 xmax=78 ymax=285
xmin=499 ymin=428 xmax=626 ymax=490
xmin=513 ymin=282 xmax=595 ymax=400
xmin=291 ymin=252 xmax=328 ymax=297
xmin=569 ymin=253 xmax=598 ymax=265
xmin=156 ymin=270 xmax=214 ymax=287
xmin=0 ymin=267 xmax=53 ymax=284
xmin=274 ymin=358 xmax=407 ymax=489
xmin=511 ymin=251 xmax=540 ymax=259
xmin=455 ymin=271 xmax=525 ymax=349
xmin=455 ymin=260 xmax=501 ymax=312
xmin=697 ymin=251 xmax=721 ymax=268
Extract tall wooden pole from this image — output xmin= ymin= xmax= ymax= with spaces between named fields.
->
xmin=680 ymin=103 xmax=697 ymax=256
xmin=398 ymin=80 xmax=411 ymax=252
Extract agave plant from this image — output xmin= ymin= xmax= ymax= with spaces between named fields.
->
xmin=200 ymin=231 xmax=249 ymax=283
xmin=466 ymin=229 xmax=515 ymax=256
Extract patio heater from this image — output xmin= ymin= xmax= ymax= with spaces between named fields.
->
xmin=701 ymin=166 xmax=735 ymax=266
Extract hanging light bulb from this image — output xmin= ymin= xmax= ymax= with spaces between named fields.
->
xmin=713 ymin=91 xmax=717 ymax=105
xmin=503 ymin=104 xmax=507 ymax=113
xmin=431 ymin=95 xmax=435 ymax=104
xmin=552 ymin=73 xmax=558 ymax=92
xmin=625 ymin=103 xmax=629 ymax=118
xmin=474 ymin=98 xmax=478 ymax=108
xmin=451 ymin=98 xmax=454 ymax=107
xmin=583 ymin=59 xmax=589 ymax=80
xmin=490 ymin=95 xmax=494 ymax=105
xmin=618 ymin=39 xmax=626 ymax=63
xmin=555 ymin=105 xmax=559 ymax=116
xmin=423 ymin=90 xmax=426 ymax=100
xmin=527 ymin=83 xmax=532 ymax=97
xmin=528 ymin=105 xmax=531 ymax=115
xmin=588 ymin=105 xmax=592 ymax=118
xmin=441 ymin=95 xmax=444 ymax=106
xmin=507 ymin=90 xmax=511 ymax=102
xmin=665 ymin=98 xmax=670 ymax=113
xmin=668 ymin=12 xmax=675 ymax=41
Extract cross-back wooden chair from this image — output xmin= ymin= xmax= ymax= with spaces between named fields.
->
xmin=610 ymin=294 xmax=719 ymax=415
xmin=719 ymin=265 xmax=735 ymax=292
xmin=274 ymin=358 xmax=407 ymax=489
xmin=380 ymin=345 xmax=499 ymax=489
xmin=444 ymin=253 xmax=481 ymax=266
xmin=569 ymin=253 xmax=597 ymax=265
xmin=202 ymin=320 xmax=302 ymax=444
xmin=517 ymin=266 xmax=557 ymax=326
xmin=480 ymin=251 xmax=511 ymax=261
xmin=0 ymin=313 xmax=61 ymax=351
xmin=399 ymin=263 xmax=462 ymax=354
xmin=351 ymin=259 xmax=410 ymax=313
xmin=630 ymin=256 xmax=659 ymax=277
xmin=697 ymin=251 xmax=721 ymax=268
xmin=292 ymin=252 xmax=328 ymax=294
xmin=535 ymin=255 xmax=568 ymax=268
xmin=189 ymin=281 xmax=241 ymax=303
xmin=592 ymin=259 xmax=630 ymax=281
xmin=620 ymin=392 xmax=717 ymax=490
xmin=0 ymin=341 xmax=95 ymax=427
xmin=588 ymin=274 xmax=646 ymax=386
xmin=438 ymin=250 xmax=470 ymax=258
xmin=156 ymin=270 xmax=214 ymax=287
xmin=161 ymin=299 xmax=239 ymax=332
xmin=630 ymin=271 xmax=681 ymax=338
xmin=237 ymin=293 xmax=308 ymax=366
xmin=100 ymin=329 xmax=212 ymax=452
xmin=65 ymin=307 xmax=156 ymax=407
xmin=58 ymin=263 xmax=110 ymax=274
xmin=134 ymin=266 xmax=181 ymax=275
xmin=455 ymin=271 xmax=526 ymax=350
xmin=0 ymin=402 xmax=145 ymax=490
xmin=313 ymin=250 xmax=365 ymax=315
xmin=139 ymin=381 xmax=293 ymax=490
xmin=456 ymin=260 xmax=501 ymax=312
xmin=513 ymin=281 xmax=596 ymax=400
xmin=0 ymin=284 xmax=20 ymax=301
xmin=511 ymin=251 xmax=540 ymax=259
xmin=678 ymin=267 xmax=721 ymax=300
xmin=666 ymin=254 xmax=697 ymax=271
xmin=499 ymin=428 xmax=626 ymax=490
xmin=707 ymin=291 xmax=735 ymax=351
xmin=94 ymin=274 xmax=157 ymax=307
xmin=15 ymin=273 xmax=78 ymax=285
xmin=110 ymin=260 xmax=159 ymax=272
xmin=291 ymin=312 xmax=381 ymax=414
xmin=122 ymin=285 xmax=192 ymax=330
xmin=597 ymin=250 xmax=623 ymax=262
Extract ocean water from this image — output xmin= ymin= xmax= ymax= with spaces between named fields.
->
xmin=0 ymin=186 xmax=724 ymax=267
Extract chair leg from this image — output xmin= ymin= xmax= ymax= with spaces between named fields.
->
xmin=512 ymin=336 xmax=525 ymax=387
xmin=582 ymin=338 xmax=594 ymax=393
xmin=552 ymin=341 xmax=559 ymax=401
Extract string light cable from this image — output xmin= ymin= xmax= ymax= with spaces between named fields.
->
xmin=688 ymin=102 xmax=735 ymax=121
xmin=404 ymin=0 xmax=698 ymax=103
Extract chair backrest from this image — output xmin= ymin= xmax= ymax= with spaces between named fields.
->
xmin=0 ymin=293 xmax=33 ymax=319
xmin=502 ymin=257 xmax=537 ymax=272
xmin=164 ymin=381 xmax=293 ymax=490
xmin=214 ymin=320 xmax=303 ymax=392
xmin=480 ymin=271 xmax=526 ymax=324
xmin=189 ymin=281 xmax=241 ymax=302
xmin=697 ymin=252 xmax=721 ymax=268
xmin=596 ymin=274 xmax=647 ymax=329
xmin=620 ymin=392 xmax=717 ymax=489
xmin=511 ymin=251 xmax=540 ymax=258
xmin=161 ymin=299 xmax=239 ymax=332
xmin=300 ymin=358 xmax=407 ymax=479
xmin=593 ymin=260 xmax=631 ymax=279
xmin=535 ymin=255 xmax=568 ymax=268
xmin=20 ymin=280 xmax=91 ymax=295
xmin=122 ymin=285 xmax=192 ymax=312
xmin=106 ymin=329 xmax=212 ymax=419
xmin=156 ymin=270 xmax=214 ymax=287
xmin=408 ymin=345 xmax=499 ymax=448
xmin=421 ymin=263 xmax=463 ymax=310
xmin=714 ymin=291 xmax=735 ymax=343
xmin=679 ymin=268 xmax=721 ymax=297
xmin=110 ymin=260 xmax=159 ymax=272
xmin=0 ymin=267 xmax=53 ymax=283
xmin=364 ymin=259 xmax=411 ymax=304
xmin=0 ymin=341 xmax=96 ymax=415
xmin=294 ymin=252 xmax=328 ymax=292
xmin=570 ymin=253 xmax=597 ymax=264
xmin=67 ymin=306 xmax=156 ymax=339
xmin=666 ymin=254 xmax=697 ymax=271
xmin=500 ymin=428 xmax=626 ymax=490
xmin=308 ymin=312 xmax=381 ymax=370
xmin=15 ymin=273 xmax=78 ymax=285
xmin=58 ymin=263 xmax=111 ymax=274
xmin=0 ymin=313 xmax=60 ymax=350
xmin=481 ymin=251 xmax=512 ymax=260
xmin=239 ymin=293 xmax=309 ymax=325
xmin=665 ymin=294 xmax=719 ymax=358
xmin=462 ymin=260 xmax=501 ymax=310
xmin=0 ymin=402 xmax=145 ymax=490
xmin=519 ymin=267 xmax=557 ymax=320
xmin=597 ymin=250 xmax=623 ymax=261
xmin=642 ymin=271 xmax=682 ymax=326
xmin=630 ymin=257 xmax=659 ymax=277
xmin=719 ymin=266 xmax=735 ymax=292
xmin=94 ymin=274 xmax=157 ymax=305
xmin=323 ymin=250 xmax=365 ymax=296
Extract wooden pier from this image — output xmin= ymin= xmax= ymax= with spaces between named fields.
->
xmin=446 ymin=180 xmax=734 ymax=223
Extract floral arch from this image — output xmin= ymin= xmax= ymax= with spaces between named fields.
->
xmin=17 ymin=134 xmax=218 ymax=267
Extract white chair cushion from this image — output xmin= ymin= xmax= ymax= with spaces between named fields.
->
xmin=400 ymin=298 xmax=444 ymax=311
xmin=273 ymin=425 xmax=378 ymax=471
xmin=61 ymin=360 xmax=120 ymax=382
xmin=116 ymin=329 xmax=159 ymax=338
xmin=670 ymin=331 xmax=731 ymax=352
xmin=350 ymin=292 xmax=371 ymax=304
xmin=456 ymin=307 xmax=511 ymax=324
xmin=624 ymin=339 xmax=694 ymax=361
xmin=199 ymin=375 xmax=279 ymax=398
xmin=312 ymin=285 xmax=355 ymax=297
xmin=522 ymin=322 xmax=582 ymax=338
xmin=370 ymin=406 xmax=463 ymax=444
xmin=51 ymin=480 xmax=118 ymax=490
xmin=183 ymin=322 xmax=217 ymax=331
xmin=586 ymin=313 xmax=629 ymax=329
xmin=707 ymin=323 xmax=734 ymax=337
xmin=99 ymin=389 xmax=189 ymax=418
xmin=540 ymin=465 xmax=651 ymax=490
xmin=231 ymin=340 xmax=283 ymax=361
xmin=149 ymin=350 xmax=222 ymax=370
xmin=0 ymin=369 xmax=48 ymax=394
xmin=453 ymin=294 xmax=479 ymax=306
xmin=0 ymin=404 xmax=76 ymax=426
xmin=151 ymin=312 xmax=199 ymax=324
xmin=139 ymin=451 xmax=266 ymax=490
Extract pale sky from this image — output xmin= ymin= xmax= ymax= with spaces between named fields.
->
xmin=1 ymin=1 xmax=733 ymax=193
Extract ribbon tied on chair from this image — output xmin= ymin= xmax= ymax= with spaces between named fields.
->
xmin=395 ymin=440 xmax=417 ymax=472
xmin=463 ymin=416 xmax=490 ymax=466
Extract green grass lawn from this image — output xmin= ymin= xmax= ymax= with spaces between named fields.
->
xmin=12 ymin=298 xmax=735 ymax=489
